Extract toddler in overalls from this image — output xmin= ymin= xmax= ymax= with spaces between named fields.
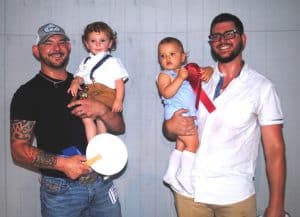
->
xmin=68 ymin=21 xmax=128 ymax=142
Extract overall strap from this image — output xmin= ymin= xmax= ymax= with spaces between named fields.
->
xmin=83 ymin=56 xmax=91 ymax=64
xmin=90 ymin=54 xmax=112 ymax=82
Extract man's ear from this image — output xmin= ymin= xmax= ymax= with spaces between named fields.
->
xmin=32 ymin=45 xmax=40 ymax=61
xmin=242 ymin=34 xmax=247 ymax=48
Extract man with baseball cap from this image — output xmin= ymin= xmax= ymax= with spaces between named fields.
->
xmin=10 ymin=23 xmax=125 ymax=217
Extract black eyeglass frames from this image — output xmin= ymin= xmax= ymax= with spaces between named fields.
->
xmin=208 ymin=29 xmax=240 ymax=42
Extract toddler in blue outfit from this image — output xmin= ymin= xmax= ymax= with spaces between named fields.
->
xmin=156 ymin=37 xmax=212 ymax=194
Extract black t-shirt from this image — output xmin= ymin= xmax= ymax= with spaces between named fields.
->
xmin=10 ymin=72 xmax=87 ymax=178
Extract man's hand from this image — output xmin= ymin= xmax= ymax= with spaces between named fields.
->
xmin=163 ymin=108 xmax=197 ymax=141
xmin=56 ymin=155 xmax=92 ymax=180
xmin=67 ymin=98 xmax=125 ymax=134
xmin=68 ymin=98 xmax=103 ymax=119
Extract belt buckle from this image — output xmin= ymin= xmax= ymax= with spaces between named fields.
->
xmin=79 ymin=172 xmax=98 ymax=184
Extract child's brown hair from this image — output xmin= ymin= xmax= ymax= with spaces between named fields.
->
xmin=82 ymin=21 xmax=117 ymax=52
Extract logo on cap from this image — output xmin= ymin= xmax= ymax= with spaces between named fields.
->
xmin=43 ymin=24 xmax=61 ymax=33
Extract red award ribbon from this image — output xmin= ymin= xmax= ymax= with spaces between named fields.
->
xmin=185 ymin=63 xmax=216 ymax=113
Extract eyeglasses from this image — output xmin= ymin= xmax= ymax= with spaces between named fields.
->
xmin=208 ymin=29 xmax=240 ymax=42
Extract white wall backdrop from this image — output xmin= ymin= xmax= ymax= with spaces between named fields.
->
xmin=1 ymin=0 xmax=299 ymax=217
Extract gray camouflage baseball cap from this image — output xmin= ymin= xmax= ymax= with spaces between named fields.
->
xmin=36 ymin=23 xmax=70 ymax=44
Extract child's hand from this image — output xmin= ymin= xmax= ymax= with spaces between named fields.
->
xmin=177 ymin=67 xmax=189 ymax=80
xmin=201 ymin=66 xmax=214 ymax=83
xmin=67 ymin=85 xmax=79 ymax=97
xmin=67 ymin=80 xmax=82 ymax=96
xmin=112 ymin=100 xmax=123 ymax=112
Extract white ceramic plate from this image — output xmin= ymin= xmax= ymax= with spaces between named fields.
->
xmin=86 ymin=133 xmax=128 ymax=175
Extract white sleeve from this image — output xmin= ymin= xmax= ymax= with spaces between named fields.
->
xmin=258 ymin=83 xmax=284 ymax=125
xmin=108 ymin=57 xmax=129 ymax=80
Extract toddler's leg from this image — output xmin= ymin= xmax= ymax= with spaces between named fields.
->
xmin=163 ymin=144 xmax=183 ymax=192
xmin=82 ymin=118 xmax=97 ymax=142
xmin=96 ymin=119 xmax=107 ymax=134
xmin=95 ymin=119 xmax=109 ymax=180
xmin=176 ymin=134 xmax=199 ymax=194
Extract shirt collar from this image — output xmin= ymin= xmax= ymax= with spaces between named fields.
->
xmin=89 ymin=51 xmax=110 ymax=58
xmin=213 ymin=62 xmax=249 ymax=83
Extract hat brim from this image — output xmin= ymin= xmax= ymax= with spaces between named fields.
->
xmin=38 ymin=33 xmax=70 ymax=45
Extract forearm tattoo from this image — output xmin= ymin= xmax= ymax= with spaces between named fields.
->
xmin=32 ymin=150 xmax=57 ymax=169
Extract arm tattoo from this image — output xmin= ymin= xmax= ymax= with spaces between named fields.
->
xmin=10 ymin=120 xmax=35 ymax=144
xmin=33 ymin=150 xmax=57 ymax=169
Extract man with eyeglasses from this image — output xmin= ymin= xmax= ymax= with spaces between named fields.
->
xmin=164 ymin=13 xmax=286 ymax=217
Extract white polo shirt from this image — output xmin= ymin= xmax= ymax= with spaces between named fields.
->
xmin=191 ymin=63 xmax=284 ymax=204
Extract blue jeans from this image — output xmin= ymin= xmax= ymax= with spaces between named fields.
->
xmin=40 ymin=175 xmax=122 ymax=217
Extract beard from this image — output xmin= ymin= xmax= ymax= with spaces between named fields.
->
xmin=211 ymin=40 xmax=244 ymax=63
xmin=39 ymin=51 xmax=69 ymax=69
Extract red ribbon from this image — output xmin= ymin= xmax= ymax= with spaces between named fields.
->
xmin=185 ymin=63 xmax=216 ymax=113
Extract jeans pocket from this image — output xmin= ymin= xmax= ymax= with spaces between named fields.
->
xmin=41 ymin=176 xmax=70 ymax=195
